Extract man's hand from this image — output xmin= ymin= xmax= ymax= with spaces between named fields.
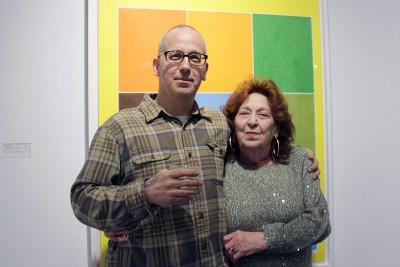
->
xmin=144 ymin=167 xmax=203 ymax=206
xmin=306 ymin=148 xmax=320 ymax=180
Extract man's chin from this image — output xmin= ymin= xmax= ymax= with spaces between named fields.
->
xmin=175 ymin=87 xmax=197 ymax=97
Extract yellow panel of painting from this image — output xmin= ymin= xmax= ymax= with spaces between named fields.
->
xmin=188 ymin=12 xmax=253 ymax=93
xmin=99 ymin=1 xmax=327 ymax=264
xmin=117 ymin=0 xmax=316 ymax=16
xmin=119 ymin=9 xmax=186 ymax=92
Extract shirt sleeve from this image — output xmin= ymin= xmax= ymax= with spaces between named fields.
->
xmin=70 ymin=123 xmax=158 ymax=232
xmin=262 ymin=147 xmax=331 ymax=254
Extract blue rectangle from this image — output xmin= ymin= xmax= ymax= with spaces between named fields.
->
xmin=195 ymin=93 xmax=231 ymax=111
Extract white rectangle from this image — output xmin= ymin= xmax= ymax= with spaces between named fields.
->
xmin=2 ymin=143 xmax=31 ymax=158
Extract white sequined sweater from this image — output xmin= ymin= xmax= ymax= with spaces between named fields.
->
xmin=224 ymin=146 xmax=331 ymax=267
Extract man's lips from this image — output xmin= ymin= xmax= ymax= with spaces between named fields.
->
xmin=175 ymin=77 xmax=193 ymax=82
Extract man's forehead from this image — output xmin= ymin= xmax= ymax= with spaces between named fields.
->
xmin=164 ymin=28 xmax=205 ymax=50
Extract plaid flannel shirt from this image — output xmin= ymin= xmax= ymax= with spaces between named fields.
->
xmin=71 ymin=94 xmax=230 ymax=267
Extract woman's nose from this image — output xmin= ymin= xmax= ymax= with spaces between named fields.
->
xmin=247 ymin=115 xmax=258 ymax=126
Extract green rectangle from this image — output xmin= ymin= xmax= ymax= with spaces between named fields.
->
xmin=253 ymin=14 xmax=314 ymax=93
xmin=285 ymin=94 xmax=315 ymax=151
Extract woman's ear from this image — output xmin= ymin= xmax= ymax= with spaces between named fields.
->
xmin=274 ymin=127 xmax=280 ymax=139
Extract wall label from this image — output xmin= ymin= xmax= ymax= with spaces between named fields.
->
xmin=2 ymin=143 xmax=31 ymax=158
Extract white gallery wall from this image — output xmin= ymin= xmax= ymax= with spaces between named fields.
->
xmin=325 ymin=0 xmax=400 ymax=266
xmin=0 ymin=0 xmax=399 ymax=266
xmin=0 ymin=0 xmax=88 ymax=266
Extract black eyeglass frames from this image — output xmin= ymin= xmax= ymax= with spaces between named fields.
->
xmin=159 ymin=50 xmax=208 ymax=66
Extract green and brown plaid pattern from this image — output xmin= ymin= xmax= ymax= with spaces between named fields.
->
xmin=71 ymin=94 xmax=230 ymax=266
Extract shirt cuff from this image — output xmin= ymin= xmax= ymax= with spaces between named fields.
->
xmin=125 ymin=179 xmax=160 ymax=219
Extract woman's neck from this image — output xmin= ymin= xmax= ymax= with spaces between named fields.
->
xmin=238 ymin=152 xmax=273 ymax=166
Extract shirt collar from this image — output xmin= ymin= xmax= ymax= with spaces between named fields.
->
xmin=139 ymin=93 xmax=212 ymax=123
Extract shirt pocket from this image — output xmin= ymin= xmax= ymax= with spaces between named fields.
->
xmin=205 ymin=141 xmax=226 ymax=158
xmin=204 ymin=141 xmax=226 ymax=181
xmin=131 ymin=148 xmax=171 ymax=180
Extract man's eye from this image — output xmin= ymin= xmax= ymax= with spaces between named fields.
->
xmin=168 ymin=53 xmax=183 ymax=60
xmin=189 ymin=54 xmax=201 ymax=63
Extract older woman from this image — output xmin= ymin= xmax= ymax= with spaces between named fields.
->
xmin=222 ymin=78 xmax=331 ymax=266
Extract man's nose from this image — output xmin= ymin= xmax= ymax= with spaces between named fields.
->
xmin=179 ymin=56 xmax=191 ymax=70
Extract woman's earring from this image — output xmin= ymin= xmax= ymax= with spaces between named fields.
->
xmin=272 ymin=137 xmax=280 ymax=158
xmin=229 ymin=136 xmax=238 ymax=152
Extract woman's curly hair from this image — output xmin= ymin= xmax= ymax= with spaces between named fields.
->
xmin=221 ymin=78 xmax=295 ymax=164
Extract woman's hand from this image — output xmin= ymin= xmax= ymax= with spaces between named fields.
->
xmin=104 ymin=229 xmax=130 ymax=242
xmin=223 ymin=230 xmax=267 ymax=263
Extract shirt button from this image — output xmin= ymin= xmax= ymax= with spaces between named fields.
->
xmin=199 ymin=213 xmax=204 ymax=219
xmin=188 ymin=152 xmax=192 ymax=158
xmin=201 ymin=242 xmax=207 ymax=250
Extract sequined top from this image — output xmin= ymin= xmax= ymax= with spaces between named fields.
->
xmin=71 ymin=94 xmax=230 ymax=267
xmin=224 ymin=146 xmax=331 ymax=267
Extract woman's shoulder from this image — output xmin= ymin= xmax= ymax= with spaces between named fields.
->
xmin=289 ymin=145 xmax=307 ymax=158
xmin=288 ymin=145 xmax=310 ymax=167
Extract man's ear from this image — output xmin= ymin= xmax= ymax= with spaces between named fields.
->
xmin=202 ymin=62 xmax=208 ymax=81
xmin=153 ymin=58 xmax=160 ymax=76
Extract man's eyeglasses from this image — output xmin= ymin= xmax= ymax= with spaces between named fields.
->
xmin=159 ymin=51 xmax=208 ymax=66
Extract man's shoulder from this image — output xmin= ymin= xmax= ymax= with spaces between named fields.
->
xmin=199 ymin=106 xmax=224 ymax=118
xmin=199 ymin=107 xmax=228 ymax=125
xmin=101 ymin=108 xmax=143 ymax=128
